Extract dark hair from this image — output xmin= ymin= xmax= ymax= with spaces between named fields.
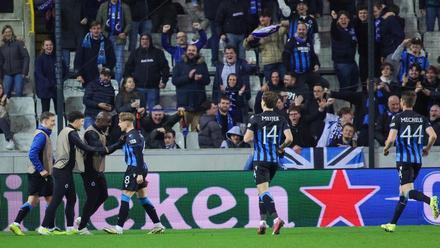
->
xmin=1 ymin=25 xmax=15 ymax=41
xmin=89 ymin=21 xmax=101 ymax=28
xmin=338 ymin=10 xmax=351 ymax=20
xmin=40 ymin=111 xmax=55 ymax=122
xmin=165 ymin=129 xmax=176 ymax=137
xmin=357 ymin=5 xmax=368 ymax=12
xmin=381 ymin=62 xmax=395 ymax=72
xmin=313 ymin=83 xmax=324 ymax=89
xmin=224 ymin=45 xmax=237 ymax=54
xmin=427 ymin=65 xmax=439 ymax=75
xmin=227 ymin=73 xmax=237 ymax=83
xmin=337 ymin=107 xmax=352 ymax=117
xmin=201 ymin=100 xmax=214 ymax=112
xmin=219 ymin=95 xmax=230 ymax=103
xmin=409 ymin=63 xmax=422 ymax=72
xmin=262 ymin=91 xmax=279 ymax=109
xmin=288 ymin=105 xmax=301 ymax=113
xmin=39 ymin=39 xmax=53 ymax=55
xmin=401 ymin=91 xmax=417 ymax=107
xmin=260 ymin=9 xmax=272 ymax=18
xmin=411 ymin=37 xmax=423 ymax=46
xmin=284 ymin=72 xmax=296 ymax=78
xmin=67 ymin=111 xmax=85 ymax=123
xmin=119 ymin=77 xmax=141 ymax=103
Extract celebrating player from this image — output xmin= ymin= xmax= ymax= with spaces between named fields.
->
xmin=244 ymin=91 xmax=293 ymax=235
xmin=9 ymin=112 xmax=56 ymax=235
xmin=37 ymin=111 xmax=111 ymax=235
xmin=381 ymin=91 xmax=439 ymax=232
xmin=103 ymin=112 xmax=165 ymax=235
xmin=76 ymin=111 xmax=122 ymax=234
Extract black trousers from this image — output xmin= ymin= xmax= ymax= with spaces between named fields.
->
xmin=79 ymin=172 xmax=108 ymax=229
xmin=40 ymin=96 xmax=57 ymax=114
xmin=41 ymin=168 xmax=76 ymax=228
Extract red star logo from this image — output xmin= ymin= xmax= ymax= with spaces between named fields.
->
xmin=300 ymin=170 xmax=379 ymax=227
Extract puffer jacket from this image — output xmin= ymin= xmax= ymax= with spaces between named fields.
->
xmin=0 ymin=38 xmax=30 ymax=78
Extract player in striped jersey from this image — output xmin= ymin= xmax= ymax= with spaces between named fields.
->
xmin=382 ymin=91 xmax=439 ymax=232
xmin=103 ymin=112 xmax=164 ymax=235
xmin=244 ymin=91 xmax=293 ymax=235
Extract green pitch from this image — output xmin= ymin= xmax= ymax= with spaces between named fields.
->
xmin=2 ymin=226 xmax=438 ymax=248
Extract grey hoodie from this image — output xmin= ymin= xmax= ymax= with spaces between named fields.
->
xmin=198 ymin=114 xmax=223 ymax=148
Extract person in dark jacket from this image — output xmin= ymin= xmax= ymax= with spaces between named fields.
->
xmin=0 ymin=83 xmax=14 ymax=149
xmin=353 ymin=5 xmax=370 ymax=86
xmin=124 ymin=33 xmax=169 ymax=112
xmin=61 ymin=0 xmax=86 ymax=69
xmin=140 ymin=105 xmax=184 ymax=148
xmin=83 ymin=68 xmax=115 ymax=129
xmin=203 ymin=0 xmax=222 ymax=66
xmin=330 ymin=10 xmax=359 ymax=92
xmin=115 ymin=76 xmax=146 ymax=116
xmin=375 ymin=95 xmax=400 ymax=145
xmin=282 ymin=22 xmax=320 ymax=89
xmin=216 ymin=0 xmax=250 ymax=59
xmin=0 ymin=25 xmax=30 ymax=97
xmin=328 ymin=0 xmax=356 ymax=17
xmin=126 ymin=0 xmax=153 ymax=52
xmin=163 ymin=129 xmax=181 ymax=149
xmin=224 ymin=73 xmax=246 ymax=123
xmin=414 ymin=65 xmax=440 ymax=117
xmin=302 ymin=83 xmax=331 ymax=142
xmin=172 ymin=44 xmax=210 ymax=131
xmin=329 ymin=123 xmax=357 ymax=147
xmin=213 ymin=45 xmax=253 ymax=121
xmin=254 ymin=71 xmax=284 ymax=114
xmin=429 ymin=104 xmax=440 ymax=145
xmin=288 ymin=105 xmax=315 ymax=153
xmin=198 ymin=101 xmax=223 ymax=148
xmin=74 ymin=21 xmax=116 ymax=87
xmin=81 ymin=0 xmax=105 ymax=25
xmin=220 ymin=125 xmax=250 ymax=148
xmin=35 ymin=39 xmax=67 ymax=114
xmin=280 ymin=72 xmax=310 ymax=108
xmin=216 ymin=96 xmax=236 ymax=139
xmin=161 ymin=23 xmax=207 ymax=64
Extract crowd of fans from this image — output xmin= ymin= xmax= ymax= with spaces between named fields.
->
xmin=0 ymin=0 xmax=440 ymax=150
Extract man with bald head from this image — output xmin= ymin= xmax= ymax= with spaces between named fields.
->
xmin=375 ymin=95 xmax=401 ymax=145
xmin=77 ymin=111 xmax=122 ymax=234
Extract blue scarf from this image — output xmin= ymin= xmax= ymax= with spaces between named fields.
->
xmin=374 ymin=17 xmax=382 ymax=43
xmin=106 ymin=0 xmax=123 ymax=36
xmin=82 ymin=32 xmax=107 ymax=65
xmin=249 ymin=0 xmax=262 ymax=15
xmin=36 ymin=0 xmax=53 ymax=11
xmin=216 ymin=111 xmax=234 ymax=132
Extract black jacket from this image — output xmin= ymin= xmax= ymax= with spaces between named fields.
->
xmin=125 ymin=35 xmax=170 ymax=89
xmin=215 ymin=0 xmax=249 ymax=35
xmin=125 ymin=0 xmax=149 ymax=22
xmin=203 ymin=0 xmax=222 ymax=20
xmin=74 ymin=35 xmax=116 ymax=85
xmin=432 ymin=118 xmax=440 ymax=146
xmin=62 ymin=0 xmax=86 ymax=50
xmin=83 ymin=79 xmax=115 ymax=118
xmin=0 ymin=39 xmax=30 ymax=78
xmin=140 ymin=113 xmax=181 ymax=148
xmin=34 ymin=53 xmax=67 ymax=99
xmin=115 ymin=89 xmax=146 ymax=114
xmin=375 ymin=110 xmax=399 ymax=145
xmin=290 ymin=120 xmax=315 ymax=148
xmin=331 ymin=20 xmax=357 ymax=64
xmin=379 ymin=15 xmax=404 ymax=57
xmin=172 ymin=55 xmax=210 ymax=111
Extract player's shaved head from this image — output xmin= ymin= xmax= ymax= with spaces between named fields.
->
xmin=95 ymin=111 xmax=112 ymax=129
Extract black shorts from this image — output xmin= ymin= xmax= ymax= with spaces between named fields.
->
xmin=122 ymin=167 xmax=148 ymax=192
xmin=253 ymin=162 xmax=278 ymax=185
xmin=28 ymin=172 xmax=53 ymax=197
xmin=396 ymin=163 xmax=422 ymax=185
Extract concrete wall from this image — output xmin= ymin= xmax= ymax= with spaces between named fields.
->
xmin=1 ymin=147 xmax=440 ymax=174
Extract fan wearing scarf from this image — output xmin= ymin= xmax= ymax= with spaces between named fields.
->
xmin=96 ymin=0 xmax=132 ymax=85
xmin=244 ymin=9 xmax=289 ymax=82
xmin=74 ymin=21 xmax=115 ymax=88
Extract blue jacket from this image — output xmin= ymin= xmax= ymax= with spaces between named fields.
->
xmin=172 ymin=55 xmax=210 ymax=111
xmin=161 ymin=29 xmax=207 ymax=64
xmin=28 ymin=125 xmax=52 ymax=173
xmin=34 ymin=53 xmax=66 ymax=99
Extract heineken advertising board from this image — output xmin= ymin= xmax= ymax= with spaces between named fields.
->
xmin=1 ymin=169 xmax=440 ymax=231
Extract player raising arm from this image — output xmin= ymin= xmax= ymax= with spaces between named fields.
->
xmin=382 ymin=91 xmax=438 ymax=232
xmin=244 ymin=91 xmax=293 ymax=235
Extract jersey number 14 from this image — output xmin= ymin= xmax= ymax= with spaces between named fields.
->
xmin=263 ymin=126 xmax=278 ymax=144
xmin=400 ymin=125 xmax=423 ymax=145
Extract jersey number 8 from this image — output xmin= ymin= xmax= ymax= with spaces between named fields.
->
xmin=263 ymin=126 xmax=278 ymax=145
xmin=400 ymin=125 xmax=423 ymax=145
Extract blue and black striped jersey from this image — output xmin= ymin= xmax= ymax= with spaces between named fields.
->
xmin=247 ymin=111 xmax=290 ymax=163
xmin=390 ymin=110 xmax=431 ymax=165
xmin=123 ymin=129 xmax=147 ymax=172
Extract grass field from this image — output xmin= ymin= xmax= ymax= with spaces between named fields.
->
xmin=2 ymin=226 xmax=439 ymax=248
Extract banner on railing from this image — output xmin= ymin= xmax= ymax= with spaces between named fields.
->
xmin=280 ymin=147 xmax=365 ymax=170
